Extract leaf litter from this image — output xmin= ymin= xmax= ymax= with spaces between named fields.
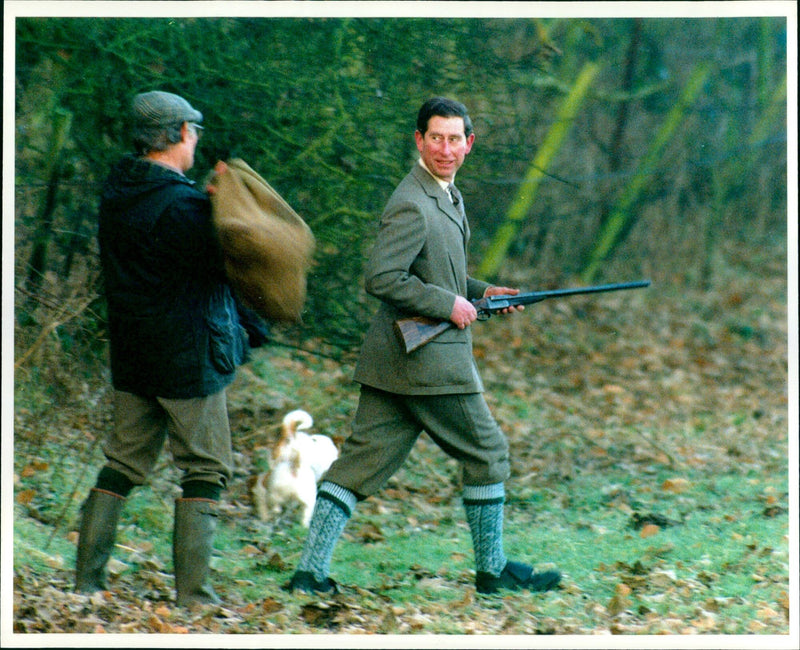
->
xmin=12 ymin=250 xmax=791 ymax=636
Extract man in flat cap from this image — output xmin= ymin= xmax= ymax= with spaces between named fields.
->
xmin=75 ymin=91 xmax=252 ymax=606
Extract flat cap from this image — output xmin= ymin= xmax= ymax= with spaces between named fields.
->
xmin=132 ymin=91 xmax=202 ymax=127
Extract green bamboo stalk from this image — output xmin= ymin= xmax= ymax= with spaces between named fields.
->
xmin=477 ymin=62 xmax=600 ymax=279
xmin=750 ymin=73 xmax=786 ymax=146
xmin=581 ymin=63 xmax=711 ymax=283
xmin=756 ymin=17 xmax=771 ymax=116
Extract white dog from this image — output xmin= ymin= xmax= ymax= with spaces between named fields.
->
xmin=252 ymin=410 xmax=338 ymax=527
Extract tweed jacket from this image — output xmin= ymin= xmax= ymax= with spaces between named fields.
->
xmin=354 ymin=163 xmax=490 ymax=395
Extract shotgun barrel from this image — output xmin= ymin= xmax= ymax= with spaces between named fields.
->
xmin=394 ymin=280 xmax=651 ymax=353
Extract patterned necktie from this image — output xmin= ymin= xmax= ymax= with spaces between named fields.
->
xmin=448 ymin=183 xmax=466 ymax=218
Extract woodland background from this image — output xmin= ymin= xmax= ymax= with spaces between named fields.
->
xmin=8 ymin=9 xmax=794 ymax=641
xmin=12 ymin=13 xmax=789 ymax=351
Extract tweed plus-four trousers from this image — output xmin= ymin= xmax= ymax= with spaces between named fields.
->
xmin=102 ymin=389 xmax=233 ymax=490
xmin=324 ymin=386 xmax=510 ymax=498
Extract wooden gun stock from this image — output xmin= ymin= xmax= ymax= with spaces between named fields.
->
xmin=393 ymin=315 xmax=453 ymax=353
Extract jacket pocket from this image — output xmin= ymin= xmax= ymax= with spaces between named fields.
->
xmin=206 ymin=301 xmax=246 ymax=374
xmin=405 ymin=329 xmax=475 ymax=388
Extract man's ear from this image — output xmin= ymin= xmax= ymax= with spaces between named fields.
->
xmin=414 ymin=129 xmax=424 ymax=154
xmin=464 ymin=132 xmax=475 ymax=155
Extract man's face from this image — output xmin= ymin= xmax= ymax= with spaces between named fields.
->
xmin=415 ymin=115 xmax=475 ymax=182
xmin=180 ymin=122 xmax=202 ymax=172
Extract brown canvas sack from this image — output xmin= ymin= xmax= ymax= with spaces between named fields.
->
xmin=209 ymin=159 xmax=315 ymax=322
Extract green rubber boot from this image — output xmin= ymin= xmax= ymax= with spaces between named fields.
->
xmin=75 ymin=488 xmax=125 ymax=593
xmin=173 ymin=498 xmax=221 ymax=606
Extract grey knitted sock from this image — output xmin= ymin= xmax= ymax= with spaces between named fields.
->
xmin=296 ymin=482 xmax=357 ymax=582
xmin=463 ymin=483 xmax=508 ymax=576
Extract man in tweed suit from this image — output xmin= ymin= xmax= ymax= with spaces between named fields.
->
xmin=288 ymin=98 xmax=561 ymax=596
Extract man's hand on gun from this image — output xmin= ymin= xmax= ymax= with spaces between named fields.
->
xmin=483 ymin=286 xmax=524 ymax=315
xmin=450 ymin=296 xmax=477 ymax=330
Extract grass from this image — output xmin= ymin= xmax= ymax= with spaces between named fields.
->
xmin=12 ymin=410 xmax=790 ymax=636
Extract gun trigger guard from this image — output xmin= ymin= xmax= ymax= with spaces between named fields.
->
xmin=476 ymin=311 xmax=491 ymax=321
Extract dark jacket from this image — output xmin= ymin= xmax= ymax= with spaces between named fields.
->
xmin=353 ymin=163 xmax=490 ymax=395
xmin=98 ymin=155 xmax=248 ymax=399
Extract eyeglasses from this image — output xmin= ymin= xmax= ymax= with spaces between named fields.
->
xmin=188 ymin=122 xmax=204 ymax=138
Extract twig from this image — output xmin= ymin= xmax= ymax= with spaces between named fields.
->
xmin=14 ymin=293 xmax=96 ymax=370
xmin=44 ymin=433 xmax=102 ymax=551
xmin=267 ymin=337 xmax=352 ymax=362
xmin=630 ymin=429 xmax=677 ymax=467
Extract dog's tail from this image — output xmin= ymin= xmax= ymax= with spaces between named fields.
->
xmin=282 ymin=409 xmax=313 ymax=435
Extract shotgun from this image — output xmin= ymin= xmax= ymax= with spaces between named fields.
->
xmin=393 ymin=280 xmax=651 ymax=353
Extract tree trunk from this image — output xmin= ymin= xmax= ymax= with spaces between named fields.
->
xmin=23 ymin=107 xmax=73 ymax=320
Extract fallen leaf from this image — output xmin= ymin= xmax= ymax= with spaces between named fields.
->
xmin=16 ymin=489 xmax=36 ymax=505
xmin=262 ymin=597 xmax=282 ymax=614
xmin=615 ymin=583 xmax=632 ymax=597
xmin=358 ymin=522 xmax=385 ymax=542
xmin=607 ymin=593 xmax=631 ymax=616
xmin=20 ymin=462 xmax=49 ymax=477
xmin=640 ymin=524 xmax=660 ymax=538
xmin=148 ymin=614 xmax=168 ymax=633
xmin=266 ymin=552 xmax=286 ymax=570
xmin=661 ymin=478 xmax=691 ymax=493
xmin=691 ymin=611 xmax=717 ymax=631
xmin=778 ymin=591 xmax=790 ymax=613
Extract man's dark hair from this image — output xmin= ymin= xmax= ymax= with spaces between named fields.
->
xmin=416 ymin=97 xmax=473 ymax=138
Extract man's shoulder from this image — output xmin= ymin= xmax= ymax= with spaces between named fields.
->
xmin=105 ymin=156 xmax=203 ymax=201
xmin=389 ymin=164 xmax=436 ymax=202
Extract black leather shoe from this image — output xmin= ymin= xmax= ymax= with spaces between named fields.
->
xmin=476 ymin=561 xmax=561 ymax=595
xmin=286 ymin=570 xmax=339 ymax=594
